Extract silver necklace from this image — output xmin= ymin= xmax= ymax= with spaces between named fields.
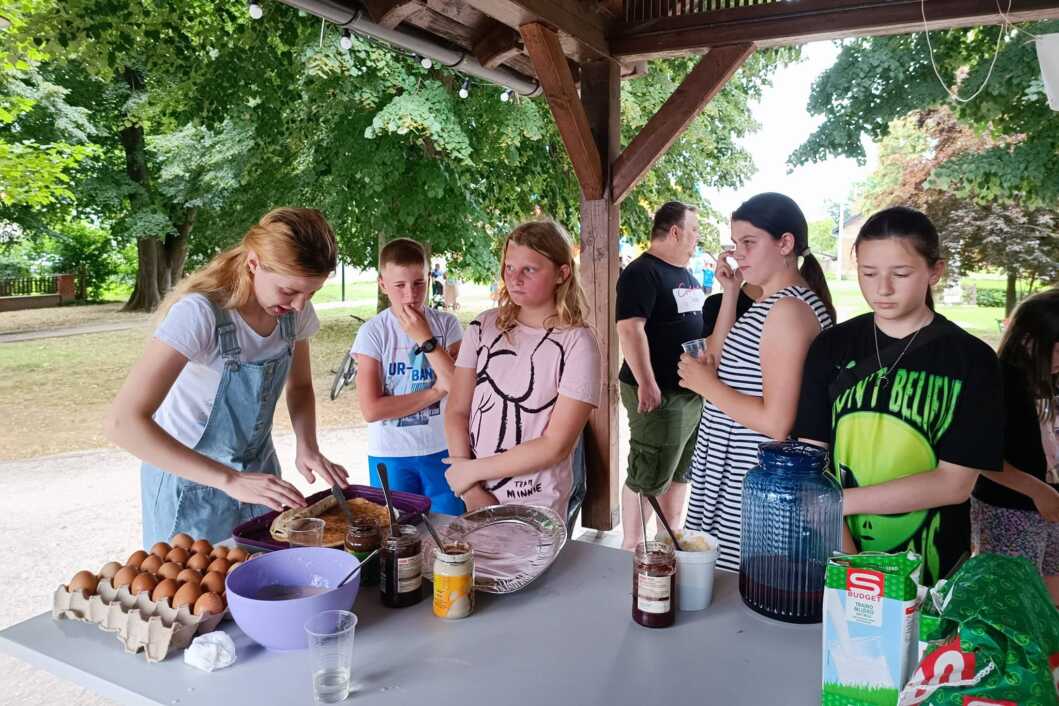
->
xmin=874 ymin=315 xmax=931 ymax=388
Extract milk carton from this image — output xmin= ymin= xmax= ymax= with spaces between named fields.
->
xmin=822 ymin=552 xmax=923 ymax=706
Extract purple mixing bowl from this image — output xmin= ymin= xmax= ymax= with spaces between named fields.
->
xmin=226 ymin=547 xmax=361 ymax=650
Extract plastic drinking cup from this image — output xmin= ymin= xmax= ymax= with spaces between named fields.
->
xmin=305 ymin=610 xmax=358 ymax=704
xmin=681 ymin=338 xmax=707 ymax=359
xmin=289 ymin=518 xmax=325 ymax=548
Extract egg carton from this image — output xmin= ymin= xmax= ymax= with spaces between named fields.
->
xmin=52 ymin=578 xmax=226 ymax=663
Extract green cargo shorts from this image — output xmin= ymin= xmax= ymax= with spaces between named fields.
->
xmin=620 ymin=382 xmax=704 ymax=497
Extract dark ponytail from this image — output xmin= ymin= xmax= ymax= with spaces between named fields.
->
xmin=731 ymin=192 xmax=836 ymax=322
xmin=854 ymin=206 xmax=941 ymax=311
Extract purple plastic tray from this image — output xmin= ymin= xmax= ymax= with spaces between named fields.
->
xmin=231 ymin=484 xmax=431 ymax=551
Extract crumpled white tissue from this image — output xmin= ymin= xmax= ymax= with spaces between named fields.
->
xmin=184 ymin=631 xmax=237 ymax=672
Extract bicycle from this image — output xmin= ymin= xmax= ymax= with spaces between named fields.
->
xmin=329 ymin=314 xmax=366 ymax=401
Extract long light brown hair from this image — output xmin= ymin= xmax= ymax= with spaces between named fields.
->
xmin=495 ymin=220 xmax=588 ymax=331
xmin=158 ymin=208 xmax=337 ymax=318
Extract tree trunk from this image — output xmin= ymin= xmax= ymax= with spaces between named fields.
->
xmin=376 ymin=233 xmax=389 ymax=312
xmin=163 ymin=207 xmax=196 ymax=292
xmin=125 ymin=237 xmax=163 ymax=312
xmin=119 ymin=66 xmax=167 ymax=312
xmin=1005 ymin=267 xmax=1017 ymax=316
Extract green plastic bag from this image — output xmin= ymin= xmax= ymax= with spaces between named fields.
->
xmin=898 ymin=554 xmax=1059 ymax=706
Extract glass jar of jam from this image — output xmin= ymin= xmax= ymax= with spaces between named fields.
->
xmin=344 ymin=519 xmax=381 ymax=587
xmin=633 ymin=541 xmax=676 ymax=628
xmin=432 ymin=542 xmax=474 ymax=620
xmin=380 ymin=524 xmax=423 ymax=608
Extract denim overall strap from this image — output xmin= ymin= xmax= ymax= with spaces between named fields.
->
xmin=140 ymin=304 xmax=296 ymax=547
xmin=210 ymin=301 xmax=243 ymax=372
xmin=278 ymin=310 xmax=296 ymax=352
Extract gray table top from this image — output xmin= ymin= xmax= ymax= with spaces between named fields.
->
xmin=1 ymin=539 xmax=823 ymax=705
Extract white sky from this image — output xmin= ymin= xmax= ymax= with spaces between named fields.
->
xmin=700 ymin=41 xmax=879 ymax=230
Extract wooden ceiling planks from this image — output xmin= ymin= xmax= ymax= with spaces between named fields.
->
xmin=612 ymin=0 xmax=1059 ymax=60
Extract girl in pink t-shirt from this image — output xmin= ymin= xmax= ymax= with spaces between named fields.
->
xmin=444 ymin=221 xmax=601 ymax=517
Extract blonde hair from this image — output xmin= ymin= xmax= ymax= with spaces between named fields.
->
xmin=495 ymin=220 xmax=588 ymax=332
xmin=158 ymin=208 xmax=337 ymax=318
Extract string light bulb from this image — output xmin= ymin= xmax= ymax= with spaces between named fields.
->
xmin=458 ymin=79 xmax=470 ymax=99
xmin=419 ymin=55 xmax=433 ymax=69
xmin=339 ymin=29 xmax=353 ymax=51
xmin=248 ymin=1 xmax=264 ymax=20
xmin=500 ymin=89 xmax=511 ymax=103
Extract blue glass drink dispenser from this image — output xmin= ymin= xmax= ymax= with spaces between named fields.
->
xmin=739 ymin=441 xmax=842 ymax=623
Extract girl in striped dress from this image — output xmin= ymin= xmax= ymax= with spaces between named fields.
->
xmin=677 ymin=193 xmax=835 ymax=571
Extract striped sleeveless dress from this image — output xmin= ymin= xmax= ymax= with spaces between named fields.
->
xmin=684 ymin=285 xmax=832 ymax=572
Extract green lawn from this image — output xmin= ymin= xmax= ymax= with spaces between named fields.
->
xmin=826 ymin=277 xmax=1004 ymax=347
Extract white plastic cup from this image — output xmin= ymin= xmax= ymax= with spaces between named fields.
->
xmin=681 ymin=338 xmax=707 ymax=359
xmin=657 ymin=528 xmax=720 ymax=611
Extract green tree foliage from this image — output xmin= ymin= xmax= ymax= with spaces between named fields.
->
xmin=791 ymin=23 xmax=1059 ymax=207
xmin=808 ymin=218 xmax=837 ymax=258
xmin=856 ymin=109 xmax=1058 ymax=313
xmin=5 ymin=1 xmax=797 ymax=309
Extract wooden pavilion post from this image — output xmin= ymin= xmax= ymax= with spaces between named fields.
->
xmin=577 ymin=60 xmax=622 ymax=530
xmin=521 ymin=22 xmax=620 ymax=529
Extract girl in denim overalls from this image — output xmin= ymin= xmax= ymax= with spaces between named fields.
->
xmin=106 ymin=208 xmax=348 ymax=546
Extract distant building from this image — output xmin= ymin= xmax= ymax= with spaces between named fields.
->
xmin=833 ymin=213 xmax=865 ymax=280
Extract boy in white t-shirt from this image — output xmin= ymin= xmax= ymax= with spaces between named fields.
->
xmin=351 ymin=239 xmax=465 ymax=514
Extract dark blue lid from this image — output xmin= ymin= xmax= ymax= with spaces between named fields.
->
xmin=757 ymin=441 xmax=829 ymax=472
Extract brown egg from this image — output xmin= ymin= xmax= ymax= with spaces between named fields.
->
xmin=113 ymin=565 xmax=139 ymax=589
xmin=152 ymin=578 xmax=181 ymax=603
xmin=227 ymin=548 xmax=249 ymax=563
xmin=68 ymin=570 xmax=98 ymax=596
xmin=226 ymin=561 xmax=243 ymax=576
xmin=190 ymin=539 xmax=213 ymax=556
xmin=193 ymin=592 xmax=226 ymax=616
xmin=177 ymin=568 xmax=202 ymax=584
xmin=126 ymin=550 xmax=148 ymax=569
xmin=157 ymin=562 xmax=182 ymax=580
xmin=200 ymin=571 xmax=226 ymax=595
xmin=170 ymin=532 xmax=194 ymax=550
xmin=140 ymin=554 xmax=163 ymax=575
xmin=173 ymin=581 xmax=202 ymax=610
xmin=187 ymin=553 xmax=211 ymax=572
xmin=207 ymin=558 xmax=231 ymax=575
xmin=165 ymin=547 xmax=190 ymax=566
xmin=131 ymin=572 xmax=158 ymax=596
xmin=209 ymin=545 xmax=229 ymax=560
xmin=99 ymin=562 xmax=122 ymax=580
xmin=150 ymin=542 xmax=171 ymax=559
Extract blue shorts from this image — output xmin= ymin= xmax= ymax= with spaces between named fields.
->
xmin=368 ymin=450 xmax=465 ymax=516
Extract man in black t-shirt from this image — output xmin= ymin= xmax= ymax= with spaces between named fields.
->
xmin=616 ymin=201 xmax=705 ymax=549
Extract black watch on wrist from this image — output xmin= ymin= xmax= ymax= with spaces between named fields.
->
xmin=414 ymin=336 xmax=438 ymax=355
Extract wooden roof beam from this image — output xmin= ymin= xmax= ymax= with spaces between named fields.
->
xmin=612 ymin=0 xmax=1059 ymax=60
xmin=463 ymin=0 xmax=613 ymax=62
xmin=363 ymin=0 xmax=424 ymax=29
xmin=611 ymin=43 xmax=754 ymax=204
xmin=520 ymin=22 xmax=605 ymax=200
xmin=473 ymin=22 xmax=523 ymax=69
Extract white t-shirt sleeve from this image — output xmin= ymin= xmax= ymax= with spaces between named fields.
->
xmin=153 ymin=294 xmax=216 ymax=363
xmin=441 ymin=312 xmax=463 ymax=346
xmin=351 ymin=315 xmax=385 ymax=362
xmin=295 ymin=302 xmax=320 ymax=340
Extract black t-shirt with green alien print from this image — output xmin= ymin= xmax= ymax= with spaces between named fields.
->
xmin=794 ymin=313 xmax=1003 ymax=586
